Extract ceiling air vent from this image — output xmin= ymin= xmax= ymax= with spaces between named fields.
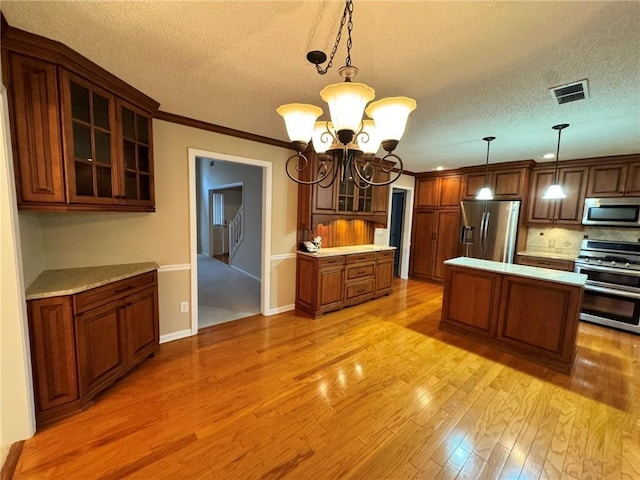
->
xmin=549 ymin=79 xmax=589 ymax=104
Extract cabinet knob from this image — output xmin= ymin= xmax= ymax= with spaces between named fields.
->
xmin=87 ymin=158 xmax=93 ymax=162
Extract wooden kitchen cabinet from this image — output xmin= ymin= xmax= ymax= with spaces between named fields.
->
xmin=440 ymin=262 xmax=583 ymax=373
xmin=527 ymin=166 xmax=588 ymax=225
xmin=295 ymin=249 xmax=394 ymax=318
xmin=297 ymin=148 xmax=390 ymax=229
xmin=415 ymin=174 xmax=462 ymax=208
xmin=2 ymin=23 xmax=159 ymax=212
xmin=27 ymin=271 xmax=159 ymax=427
xmin=462 ymin=167 xmax=530 ymax=200
xmin=586 ymin=160 xmax=640 ymax=197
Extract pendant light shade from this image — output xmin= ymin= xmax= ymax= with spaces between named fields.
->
xmin=319 ymin=81 xmax=375 ymax=133
xmin=365 ymin=97 xmax=417 ymax=142
xmin=357 ymin=119 xmax=382 ymax=154
xmin=476 ymin=136 xmax=495 ymax=200
xmin=542 ymin=124 xmax=570 ymax=200
xmin=276 ymin=103 xmax=323 ymax=144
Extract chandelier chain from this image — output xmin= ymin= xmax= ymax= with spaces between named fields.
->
xmin=314 ymin=0 xmax=353 ymax=74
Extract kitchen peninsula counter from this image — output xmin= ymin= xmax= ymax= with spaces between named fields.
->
xmin=440 ymin=257 xmax=586 ymax=373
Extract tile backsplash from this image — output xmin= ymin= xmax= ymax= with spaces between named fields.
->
xmin=526 ymin=226 xmax=640 ymax=256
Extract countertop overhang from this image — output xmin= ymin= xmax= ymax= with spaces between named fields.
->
xmin=26 ymin=262 xmax=159 ymax=300
xmin=297 ymin=244 xmax=396 ymax=258
xmin=445 ymin=257 xmax=586 ymax=286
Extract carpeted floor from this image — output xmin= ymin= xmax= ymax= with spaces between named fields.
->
xmin=197 ymin=254 xmax=261 ymax=329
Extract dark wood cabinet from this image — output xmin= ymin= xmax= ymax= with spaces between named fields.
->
xmin=527 ymin=166 xmax=588 ymax=225
xmin=462 ymin=164 xmax=532 ymax=200
xmin=2 ymin=23 xmax=159 ymax=212
xmin=27 ymin=271 xmax=159 ymax=427
xmin=409 ymin=210 xmax=437 ymax=279
xmin=587 ymin=161 xmax=640 ymax=197
xmin=296 ymin=249 xmax=394 ymax=317
xmin=433 ymin=210 xmax=461 ymax=281
xmin=440 ymin=263 xmax=582 ymax=373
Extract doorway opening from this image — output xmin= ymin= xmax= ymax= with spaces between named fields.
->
xmin=390 ymin=189 xmax=406 ymax=277
xmin=387 ymin=184 xmax=414 ymax=279
xmin=189 ymin=149 xmax=272 ymax=335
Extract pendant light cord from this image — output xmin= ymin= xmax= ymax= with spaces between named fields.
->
xmin=482 ymin=136 xmax=495 ymax=187
xmin=552 ymin=123 xmax=569 ymax=184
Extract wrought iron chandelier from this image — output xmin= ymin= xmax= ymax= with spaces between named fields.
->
xmin=276 ymin=0 xmax=416 ymax=189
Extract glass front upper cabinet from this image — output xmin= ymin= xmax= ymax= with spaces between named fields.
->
xmin=62 ymin=70 xmax=118 ymax=204
xmin=118 ymin=100 xmax=153 ymax=205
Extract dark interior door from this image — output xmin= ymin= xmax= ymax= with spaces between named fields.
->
xmin=390 ymin=190 xmax=405 ymax=276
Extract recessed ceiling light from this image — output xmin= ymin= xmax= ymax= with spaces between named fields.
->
xmin=543 ymin=153 xmax=555 ymax=159
xmin=435 ymin=166 xmax=444 ymax=171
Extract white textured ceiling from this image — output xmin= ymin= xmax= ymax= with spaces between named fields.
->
xmin=2 ymin=1 xmax=639 ymax=172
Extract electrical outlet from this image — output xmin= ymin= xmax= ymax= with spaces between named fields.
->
xmin=180 ymin=301 xmax=189 ymax=313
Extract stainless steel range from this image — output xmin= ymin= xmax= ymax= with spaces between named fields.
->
xmin=574 ymin=239 xmax=640 ymax=334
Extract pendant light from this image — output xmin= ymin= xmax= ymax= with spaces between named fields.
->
xmin=476 ymin=136 xmax=495 ymax=200
xmin=542 ymin=124 xmax=569 ymax=199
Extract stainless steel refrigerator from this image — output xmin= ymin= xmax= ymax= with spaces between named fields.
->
xmin=460 ymin=200 xmax=521 ymax=263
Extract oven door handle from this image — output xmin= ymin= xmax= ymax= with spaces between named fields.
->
xmin=576 ymin=263 xmax=640 ymax=277
xmin=585 ymin=284 xmax=640 ymax=299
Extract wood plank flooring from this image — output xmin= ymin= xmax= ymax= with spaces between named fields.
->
xmin=13 ymin=278 xmax=640 ymax=479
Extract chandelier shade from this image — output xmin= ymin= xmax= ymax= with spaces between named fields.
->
xmin=276 ymin=103 xmax=323 ymax=144
xmin=365 ymin=97 xmax=417 ymax=142
xmin=320 ymin=82 xmax=375 ymax=133
xmin=276 ymin=0 xmax=415 ymax=189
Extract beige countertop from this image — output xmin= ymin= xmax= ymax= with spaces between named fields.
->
xmin=445 ymin=257 xmax=586 ymax=287
xmin=297 ymin=244 xmax=396 ymax=258
xmin=517 ymin=250 xmax=578 ymax=261
xmin=26 ymin=262 xmax=159 ymax=300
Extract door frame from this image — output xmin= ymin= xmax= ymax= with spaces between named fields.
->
xmin=188 ymin=148 xmax=272 ymax=335
xmin=386 ymin=183 xmax=414 ymax=279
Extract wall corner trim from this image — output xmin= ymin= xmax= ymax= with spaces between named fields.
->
xmin=264 ymin=304 xmax=295 ymax=316
xmin=159 ymin=329 xmax=193 ymax=344
xmin=158 ymin=264 xmax=191 ymax=273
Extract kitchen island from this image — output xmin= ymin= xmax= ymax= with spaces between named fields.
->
xmin=440 ymin=257 xmax=586 ymax=373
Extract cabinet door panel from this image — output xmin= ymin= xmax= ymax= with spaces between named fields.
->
xmin=494 ymin=170 xmax=523 ymax=198
xmin=410 ymin=210 xmax=436 ymax=278
xmin=624 ymin=162 xmax=640 ymax=196
xmin=416 ymin=177 xmax=440 ymax=208
xmin=60 ymin=70 xmax=119 ymax=205
xmin=462 ymin=173 xmax=487 ymax=200
xmin=375 ymin=260 xmax=394 ymax=294
xmin=125 ymin=288 xmax=159 ymax=362
xmin=433 ymin=210 xmax=461 ymax=281
xmin=9 ymin=54 xmax=65 ymax=204
xmin=587 ymin=164 xmax=627 ymax=197
xmin=527 ymin=169 xmax=555 ymax=224
xmin=318 ymin=268 xmax=344 ymax=309
xmin=555 ymin=167 xmax=588 ymax=224
xmin=442 ymin=268 xmax=501 ymax=336
xmin=76 ymin=301 xmax=126 ymax=395
xmin=28 ymin=297 xmax=78 ymax=411
xmin=439 ymin=175 xmax=462 ymax=207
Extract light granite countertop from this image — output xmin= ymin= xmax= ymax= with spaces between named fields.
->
xmin=445 ymin=257 xmax=586 ymax=287
xmin=298 ymin=244 xmax=396 ymax=258
xmin=26 ymin=262 xmax=159 ymax=300
xmin=517 ymin=250 xmax=579 ymax=261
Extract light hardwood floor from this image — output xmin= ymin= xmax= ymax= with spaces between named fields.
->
xmin=13 ymin=279 xmax=640 ymax=479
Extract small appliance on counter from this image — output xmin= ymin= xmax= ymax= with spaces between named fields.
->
xmin=574 ymin=239 xmax=640 ymax=334
xmin=459 ymin=200 xmax=521 ymax=263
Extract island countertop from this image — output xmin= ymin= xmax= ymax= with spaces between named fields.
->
xmin=444 ymin=257 xmax=586 ymax=287
xmin=26 ymin=262 xmax=159 ymax=300
xmin=297 ymin=244 xmax=396 ymax=258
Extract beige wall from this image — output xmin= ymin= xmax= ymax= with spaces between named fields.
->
xmin=18 ymin=119 xmax=297 ymax=337
xmin=1 ymin=87 xmax=35 ymax=453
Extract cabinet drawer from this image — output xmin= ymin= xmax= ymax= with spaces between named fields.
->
xmin=75 ymin=271 xmax=156 ymax=314
xmin=345 ymin=279 xmax=375 ymax=301
xmin=516 ymin=256 xmax=574 ymax=272
xmin=377 ymin=250 xmax=395 ymax=260
xmin=346 ymin=263 xmax=375 ymax=282
xmin=318 ymin=255 xmax=345 ymax=267
xmin=346 ymin=252 xmax=376 ymax=264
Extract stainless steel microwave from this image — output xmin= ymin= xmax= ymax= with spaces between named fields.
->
xmin=582 ymin=198 xmax=640 ymax=227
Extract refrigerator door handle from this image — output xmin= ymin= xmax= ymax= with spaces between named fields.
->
xmin=479 ymin=212 xmax=488 ymax=255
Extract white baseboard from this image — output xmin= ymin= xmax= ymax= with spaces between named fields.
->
xmin=264 ymin=303 xmax=295 ymax=316
xmin=229 ymin=264 xmax=261 ymax=282
xmin=159 ymin=329 xmax=193 ymax=344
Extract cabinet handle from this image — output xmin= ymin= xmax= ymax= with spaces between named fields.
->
xmin=115 ymin=285 xmax=133 ymax=293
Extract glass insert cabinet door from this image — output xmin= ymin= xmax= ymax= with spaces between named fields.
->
xmin=117 ymin=99 xmax=153 ymax=204
xmin=337 ymin=163 xmax=374 ymax=213
xmin=61 ymin=70 xmax=118 ymax=204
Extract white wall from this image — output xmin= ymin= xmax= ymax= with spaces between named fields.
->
xmin=0 ymin=87 xmax=36 ymax=454
xmin=198 ymin=157 xmax=263 ymax=279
